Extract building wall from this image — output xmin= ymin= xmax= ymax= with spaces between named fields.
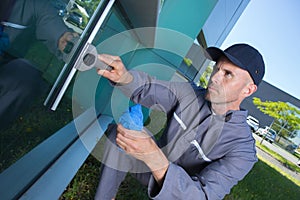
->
xmin=203 ymin=0 xmax=250 ymax=47
xmin=241 ymin=80 xmax=300 ymax=127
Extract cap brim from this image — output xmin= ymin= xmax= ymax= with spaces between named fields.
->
xmin=206 ymin=47 xmax=246 ymax=71
xmin=205 ymin=47 xmax=225 ymax=61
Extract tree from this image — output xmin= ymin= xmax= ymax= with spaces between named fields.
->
xmin=253 ymin=97 xmax=300 ymax=141
xmin=197 ymin=64 xmax=213 ymax=88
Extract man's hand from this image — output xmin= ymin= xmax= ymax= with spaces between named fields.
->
xmin=97 ymin=54 xmax=133 ymax=84
xmin=116 ymin=124 xmax=169 ymax=186
xmin=58 ymin=31 xmax=79 ymax=52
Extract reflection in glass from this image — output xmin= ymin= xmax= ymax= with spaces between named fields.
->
xmin=0 ymin=0 xmax=101 ymax=173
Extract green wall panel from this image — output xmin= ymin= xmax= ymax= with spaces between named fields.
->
xmin=159 ymin=0 xmax=217 ymax=39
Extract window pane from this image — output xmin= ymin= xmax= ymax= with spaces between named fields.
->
xmin=0 ymin=0 xmax=106 ymax=173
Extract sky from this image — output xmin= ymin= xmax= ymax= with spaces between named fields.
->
xmin=221 ymin=0 xmax=300 ymax=100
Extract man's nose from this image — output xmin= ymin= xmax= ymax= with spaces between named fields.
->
xmin=211 ymin=70 xmax=222 ymax=84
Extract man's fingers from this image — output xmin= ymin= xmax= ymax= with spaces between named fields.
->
xmin=99 ymin=54 xmax=120 ymax=66
xmin=116 ymin=136 xmax=126 ymax=150
xmin=59 ymin=32 xmax=79 ymax=52
xmin=72 ymin=32 xmax=79 ymax=38
xmin=96 ymin=54 xmax=133 ymax=84
xmin=97 ymin=68 xmax=123 ymax=84
xmin=117 ymin=125 xmax=134 ymax=139
xmin=116 ymin=131 xmax=135 ymax=153
xmin=117 ymin=124 xmax=149 ymax=140
xmin=101 ymin=54 xmax=121 ymax=61
xmin=97 ymin=68 xmax=111 ymax=78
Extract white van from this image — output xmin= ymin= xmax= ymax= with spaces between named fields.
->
xmin=246 ymin=115 xmax=259 ymax=132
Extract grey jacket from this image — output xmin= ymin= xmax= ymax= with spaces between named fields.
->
xmin=117 ymin=70 xmax=257 ymax=199
xmin=2 ymin=0 xmax=70 ymax=58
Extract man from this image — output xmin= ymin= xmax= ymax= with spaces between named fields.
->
xmin=0 ymin=0 xmax=76 ymax=130
xmin=95 ymin=43 xmax=265 ymax=199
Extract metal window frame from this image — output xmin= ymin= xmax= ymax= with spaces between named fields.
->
xmin=44 ymin=0 xmax=116 ymax=111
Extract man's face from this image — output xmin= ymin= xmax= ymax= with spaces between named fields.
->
xmin=205 ymin=57 xmax=254 ymax=107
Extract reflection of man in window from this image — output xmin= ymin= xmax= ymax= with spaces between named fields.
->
xmin=0 ymin=0 xmax=76 ymax=130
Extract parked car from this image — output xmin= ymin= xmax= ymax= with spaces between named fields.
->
xmin=246 ymin=115 xmax=259 ymax=132
xmin=58 ymin=8 xmax=67 ymax=17
xmin=285 ymin=144 xmax=298 ymax=153
xmin=255 ymin=126 xmax=277 ymax=143
xmin=51 ymin=0 xmax=67 ymax=17
xmin=66 ymin=12 xmax=83 ymax=27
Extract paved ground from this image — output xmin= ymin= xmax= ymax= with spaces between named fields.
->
xmin=256 ymin=147 xmax=300 ymax=181
xmin=253 ymin=133 xmax=300 ymax=166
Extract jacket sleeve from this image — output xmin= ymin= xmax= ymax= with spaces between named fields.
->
xmin=148 ymin=149 xmax=257 ymax=200
xmin=117 ymin=70 xmax=197 ymax=114
xmin=34 ymin=0 xmax=72 ymax=56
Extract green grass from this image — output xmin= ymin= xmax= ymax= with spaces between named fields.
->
xmin=60 ymin=154 xmax=300 ymax=200
xmin=60 ymin=111 xmax=300 ymax=199
xmin=60 ymin=156 xmax=102 ymax=200
xmin=0 ymin=95 xmax=73 ymax=173
xmin=2 ymin=95 xmax=299 ymax=199
xmin=59 ymin=155 xmax=149 ymax=200
xmin=224 ymin=160 xmax=300 ymax=200
xmin=60 ymin=140 xmax=300 ymax=200
xmin=255 ymin=141 xmax=300 ymax=187
xmin=256 ymin=141 xmax=300 ymax=175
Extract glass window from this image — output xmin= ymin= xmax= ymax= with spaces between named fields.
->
xmin=0 ymin=0 xmax=108 ymax=173
xmin=0 ymin=0 xmax=218 ymax=198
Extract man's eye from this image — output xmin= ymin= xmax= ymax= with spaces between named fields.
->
xmin=225 ymin=71 xmax=232 ymax=78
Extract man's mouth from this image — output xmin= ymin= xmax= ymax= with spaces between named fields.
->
xmin=208 ymin=85 xmax=217 ymax=93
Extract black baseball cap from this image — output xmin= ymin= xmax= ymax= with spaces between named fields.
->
xmin=206 ymin=43 xmax=265 ymax=86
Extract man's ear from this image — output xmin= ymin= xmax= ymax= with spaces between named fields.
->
xmin=243 ymin=83 xmax=257 ymax=97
